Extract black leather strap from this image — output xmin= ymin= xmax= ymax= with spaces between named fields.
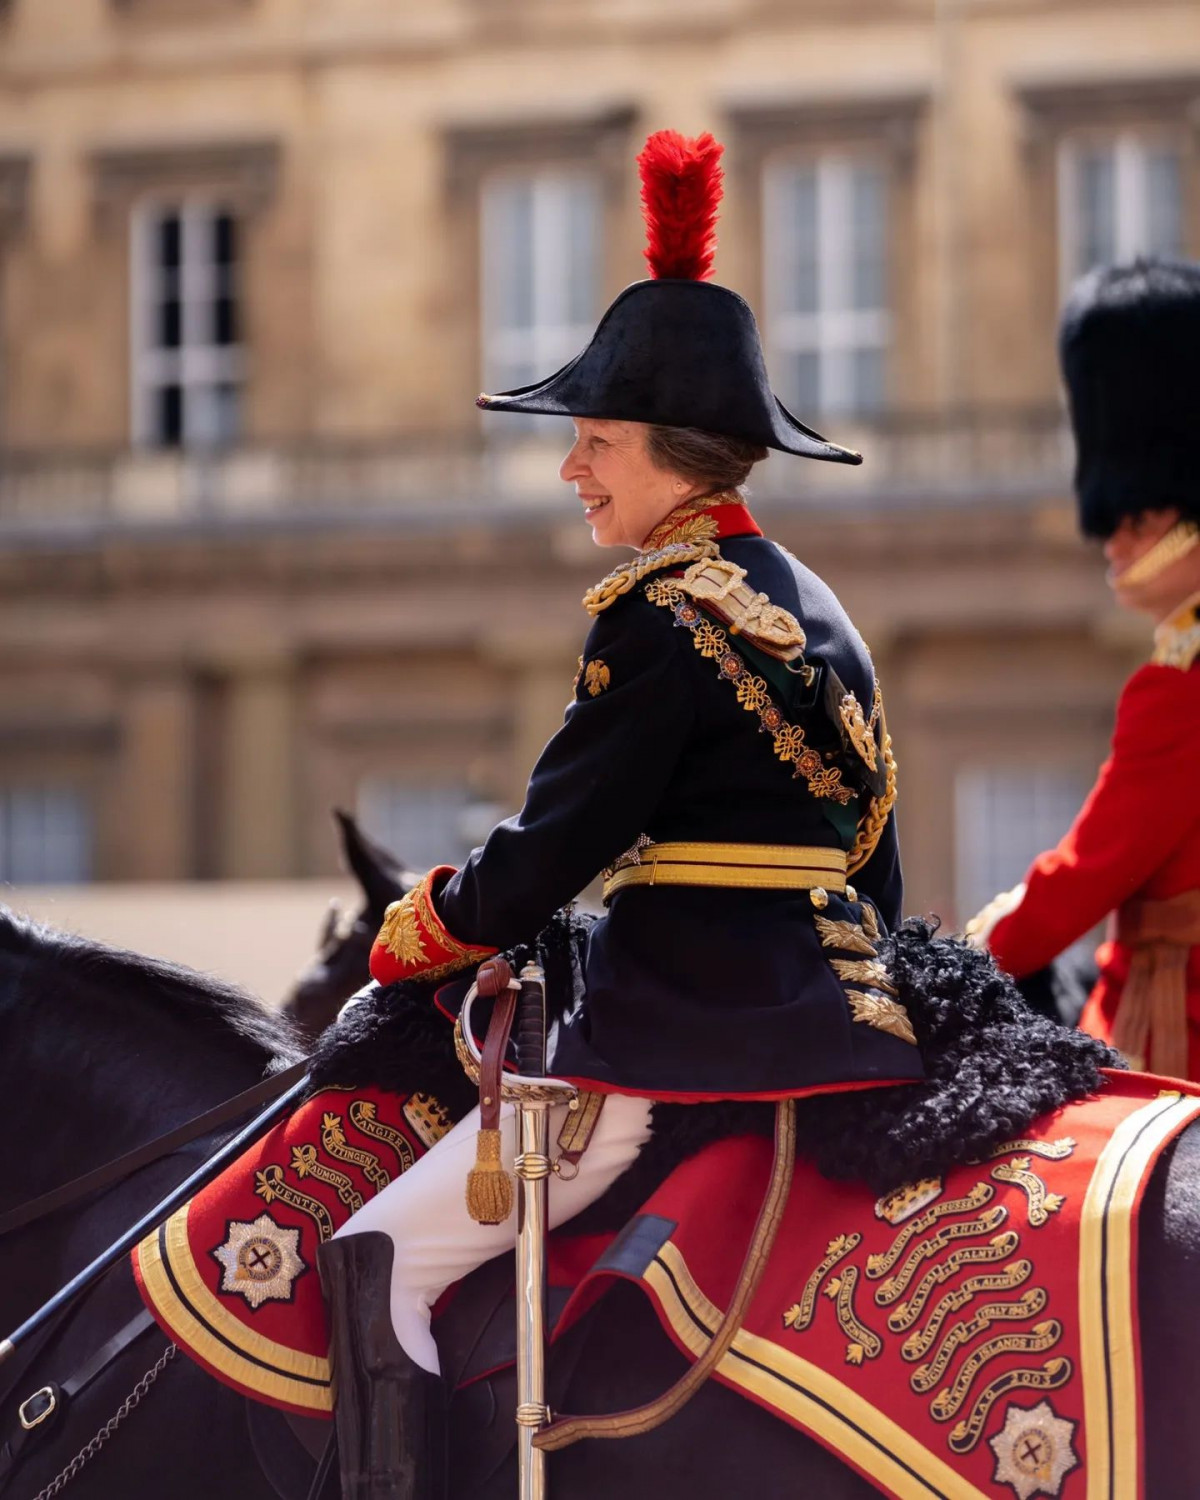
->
xmin=0 ymin=1060 xmax=309 ymax=1238
xmin=304 ymin=1431 xmax=337 ymax=1500
xmin=0 ymin=1308 xmax=157 ymax=1484
xmin=62 ymin=1308 xmax=156 ymax=1402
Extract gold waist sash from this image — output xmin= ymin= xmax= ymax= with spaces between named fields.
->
xmin=602 ymin=841 xmax=847 ymax=903
xmin=1110 ymin=889 xmax=1200 ymax=1077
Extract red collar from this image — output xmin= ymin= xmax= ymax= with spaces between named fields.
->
xmin=641 ymin=492 xmax=762 ymax=552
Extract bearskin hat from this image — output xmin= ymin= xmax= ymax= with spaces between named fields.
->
xmin=1060 ymin=256 xmax=1200 ymax=539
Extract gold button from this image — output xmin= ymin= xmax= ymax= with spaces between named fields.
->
xmin=846 ymin=884 xmax=858 ymax=902
xmin=810 ymin=887 xmax=828 ymax=910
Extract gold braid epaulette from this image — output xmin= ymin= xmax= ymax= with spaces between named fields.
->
xmin=848 ymin=707 xmax=897 ymax=875
xmin=582 ymin=540 xmax=720 ymax=616
xmin=1152 ymin=590 xmax=1200 ymax=671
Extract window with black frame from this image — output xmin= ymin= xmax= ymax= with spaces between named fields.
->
xmin=130 ymin=199 xmax=243 ymax=447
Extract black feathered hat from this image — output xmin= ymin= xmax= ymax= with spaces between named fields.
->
xmin=1060 ymin=256 xmax=1200 ymax=538
xmin=477 ymin=131 xmax=861 ymax=466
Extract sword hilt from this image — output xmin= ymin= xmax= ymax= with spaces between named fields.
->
xmin=515 ymin=962 xmax=547 ymax=1079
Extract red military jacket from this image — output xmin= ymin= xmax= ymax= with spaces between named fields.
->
xmin=979 ymin=592 xmax=1200 ymax=1076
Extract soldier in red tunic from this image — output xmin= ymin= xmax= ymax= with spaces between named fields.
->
xmin=967 ymin=258 xmax=1200 ymax=1080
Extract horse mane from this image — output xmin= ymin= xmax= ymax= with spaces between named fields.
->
xmin=0 ymin=906 xmax=302 ymax=1067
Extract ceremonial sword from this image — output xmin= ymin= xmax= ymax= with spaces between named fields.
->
xmin=460 ymin=961 xmax=577 ymax=1500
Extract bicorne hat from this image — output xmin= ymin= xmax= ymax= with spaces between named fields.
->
xmin=1060 ymin=256 xmax=1200 ymax=538
xmin=477 ymin=131 xmax=861 ymax=466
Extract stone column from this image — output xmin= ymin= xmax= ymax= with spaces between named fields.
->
xmin=112 ymin=669 xmax=196 ymax=879
xmin=217 ymin=655 xmax=297 ymax=879
xmin=483 ymin=628 xmax=578 ymax=808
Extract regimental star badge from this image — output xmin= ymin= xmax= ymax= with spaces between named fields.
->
xmin=212 ymin=1213 xmax=307 ymax=1310
xmin=988 ymin=1400 xmax=1080 ymax=1499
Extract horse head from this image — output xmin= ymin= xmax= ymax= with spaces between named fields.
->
xmin=281 ymin=809 xmax=417 ymax=1044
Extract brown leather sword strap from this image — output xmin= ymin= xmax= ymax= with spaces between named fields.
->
xmin=534 ymin=1096 xmax=797 ymax=1449
xmin=554 ymin=1091 xmax=606 ymax=1178
xmin=476 ymin=957 xmax=517 ymax=1129
xmin=464 ymin=958 xmax=519 ymax=1225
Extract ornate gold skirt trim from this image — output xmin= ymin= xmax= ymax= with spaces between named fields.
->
xmin=134 ymin=1209 xmax=333 ymax=1412
xmin=642 ymin=1241 xmax=990 ymax=1499
xmin=1078 ymin=1089 xmax=1200 ymax=1498
xmin=602 ymin=841 xmax=847 ymax=902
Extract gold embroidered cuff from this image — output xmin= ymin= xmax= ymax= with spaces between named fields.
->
xmin=602 ymin=840 xmax=847 ymax=903
xmin=370 ymin=866 xmax=497 ymax=986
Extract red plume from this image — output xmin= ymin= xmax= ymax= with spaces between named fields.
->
xmin=637 ymin=129 xmax=724 ymax=281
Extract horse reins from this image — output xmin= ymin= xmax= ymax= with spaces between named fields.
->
xmin=534 ymin=1095 xmax=797 ymax=1450
xmin=0 ymin=1058 xmax=310 ymax=1495
xmin=0 ymin=1059 xmax=309 ymax=1239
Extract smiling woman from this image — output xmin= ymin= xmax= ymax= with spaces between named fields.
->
xmin=560 ymin=418 xmax=767 ymax=550
xmin=307 ymin=128 xmax=917 ymax=1500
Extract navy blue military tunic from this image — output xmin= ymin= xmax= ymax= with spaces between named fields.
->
xmin=435 ymin=502 xmax=925 ymax=1100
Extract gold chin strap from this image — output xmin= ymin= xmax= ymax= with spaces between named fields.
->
xmin=1115 ymin=519 xmax=1200 ymax=588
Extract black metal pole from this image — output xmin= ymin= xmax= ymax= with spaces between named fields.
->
xmin=0 ymin=1071 xmax=311 ymax=1365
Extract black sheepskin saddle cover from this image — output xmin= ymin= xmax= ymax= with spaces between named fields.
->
xmin=306 ymin=913 xmax=1119 ymax=1228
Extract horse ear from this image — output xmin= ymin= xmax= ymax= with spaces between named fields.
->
xmin=333 ymin=808 xmax=414 ymax=920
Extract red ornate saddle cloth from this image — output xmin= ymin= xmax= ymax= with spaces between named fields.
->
xmin=563 ymin=1071 xmax=1200 ymax=1500
xmin=132 ymin=1085 xmax=453 ymax=1416
xmin=133 ymin=1068 xmax=1199 ymax=1500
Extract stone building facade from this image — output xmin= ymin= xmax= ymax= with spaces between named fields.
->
xmin=0 ymin=0 xmax=1197 ymax=924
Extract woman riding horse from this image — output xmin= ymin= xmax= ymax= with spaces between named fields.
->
xmin=317 ymin=129 xmax=923 ymax=1500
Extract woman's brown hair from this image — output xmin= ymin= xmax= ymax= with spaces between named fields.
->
xmin=645 ymin=425 xmax=768 ymax=497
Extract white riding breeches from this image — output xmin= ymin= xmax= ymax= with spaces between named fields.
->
xmin=332 ymin=1092 xmax=654 ymax=1374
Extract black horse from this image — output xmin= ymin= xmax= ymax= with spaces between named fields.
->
xmin=281 ymin=811 xmax=414 ymax=1045
xmin=3 ymin=906 xmax=1200 ymax=1499
xmin=0 ymin=909 xmax=307 ymax=1499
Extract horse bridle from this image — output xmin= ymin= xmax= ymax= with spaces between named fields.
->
xmin=0 ymin=1058 xmax=312 ymax=1496
xmin=0 ymin=1059 xmax=308 ymax=1239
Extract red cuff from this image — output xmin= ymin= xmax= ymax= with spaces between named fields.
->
xmin=369 ymin=865 xmax=497 ymax=986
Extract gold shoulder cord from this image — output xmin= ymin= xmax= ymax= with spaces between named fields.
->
xmin=582 ymin=539 xmax=720 ymax=617
xmin=1152 ymin=587 xmax=1200 ymax=671
xmin=848 ymin=704 xmax=897 ymax=876
xmin=584 ymin=538 xmax=897 ymax=862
